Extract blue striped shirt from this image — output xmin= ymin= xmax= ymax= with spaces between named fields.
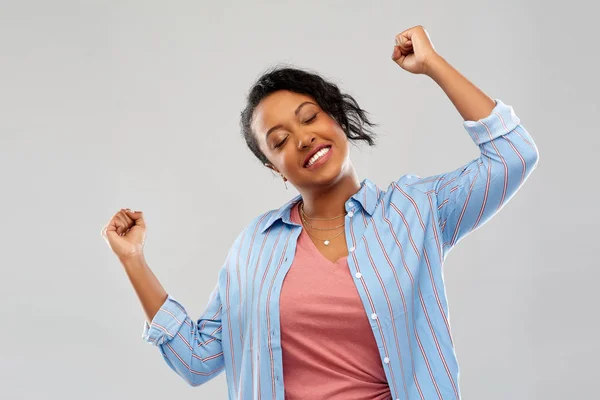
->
xmin=142 ymin=99 xmax=539 ymax=399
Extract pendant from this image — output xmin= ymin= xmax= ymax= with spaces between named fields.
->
xmin=324 ymin=240 xmax=330 ymax=246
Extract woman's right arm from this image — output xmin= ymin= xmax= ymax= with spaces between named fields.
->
xmin=102 ymin=209 xmax=226 ymax=386
xmin=121 ymin=255 xmax=168 ymax=324
xmin=135 ymin=258 xmax=226 ymax=387
xmin=123 ymin=255 xmax=226 ymax=386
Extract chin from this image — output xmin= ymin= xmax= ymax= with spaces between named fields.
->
xmin=307 ymin=164 xmax=345 ymax=186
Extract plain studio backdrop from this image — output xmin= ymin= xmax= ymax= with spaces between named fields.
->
xmin=1 ymin=1 xmax=598 ymax=399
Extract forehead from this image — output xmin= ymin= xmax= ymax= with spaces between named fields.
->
xmin=251 ymin=90 xmax=317 ymax=137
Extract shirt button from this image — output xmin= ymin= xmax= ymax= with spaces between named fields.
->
xmin=371 ymin=313 xmax=378 ymax=320
xmin=384 ymin=357 xmax=390 ymax=364
xmin=349 ymin=246 xmax=355 ymax=252
xmin=348 ymin=210 xmax=354 ymax=218
xmin=355 ymin=272 xmax=362 ymax=279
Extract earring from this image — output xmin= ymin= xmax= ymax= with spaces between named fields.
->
xmin=281 ymin=174 xmax=288 ymax=190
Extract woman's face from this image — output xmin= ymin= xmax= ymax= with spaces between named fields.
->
xmin=252 ymin=90 xmax=351 ymax=189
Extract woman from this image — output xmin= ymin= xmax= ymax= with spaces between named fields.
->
xmin=102 ymin=26 xmax=539 ymax=400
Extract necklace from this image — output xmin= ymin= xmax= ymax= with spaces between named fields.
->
xmin=299 ymin=201 xmax=345 ymax=246
xmin=300 ymin=208 xmax=345 ymax=230
xmin=300 ymin=201 xmax=347 ymax=221
xmin=302 ymin=218 xmax=345 ymax=230
xmin=302 ymin=221 xmax=345 ymax=246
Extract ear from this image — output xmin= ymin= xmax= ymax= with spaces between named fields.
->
xmin=264 ymin=163 xmax=279 ymax=175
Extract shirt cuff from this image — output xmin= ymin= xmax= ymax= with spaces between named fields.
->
xmin=462 ymin=99 xmax=521 ymax=145
xmin=142 ymin=294 xmax=187 ymax=346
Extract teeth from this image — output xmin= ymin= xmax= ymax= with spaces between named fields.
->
xmin=307 ymin=147 xmax=330 ymax=166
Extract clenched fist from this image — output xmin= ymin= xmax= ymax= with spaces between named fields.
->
xmin=391 ymin=25 xmax=438 ymax=75
xmin=101 ymin=208 xmax=146 ymax=262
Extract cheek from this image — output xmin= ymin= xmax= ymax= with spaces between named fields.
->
xmin=325 ymin=119 xmax=346 ymax=140
xmin=331 ymin=126 xmax=351 ymax=157
xmin=331 ymin=127 xmax=349 ymax=148
xmin=270 ymin=148 xmax=298 ymax=175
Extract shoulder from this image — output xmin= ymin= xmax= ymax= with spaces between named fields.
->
xmin=233 ymin=208 xmax=281 ymax=243
xmin=220 ymin=210 xmax=277 ymax=262
xmin=390 ymin=173 xmax=441 ymax=196
xmin=245 ymin=209 xmax=277 ymax=233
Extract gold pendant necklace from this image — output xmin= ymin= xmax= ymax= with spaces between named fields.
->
xmin=303 ymin=223 xmax=345 ymax=246
xmin=300 ymin=201 xmax=347 ymax=221
xmin=299 ymin=202 xmax=345 ymax=246
xmin=300 ymin=210 xmax=345 ymax=230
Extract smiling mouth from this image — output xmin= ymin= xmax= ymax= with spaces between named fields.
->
xmin=304 ymin=146 xmax=332 ymax=168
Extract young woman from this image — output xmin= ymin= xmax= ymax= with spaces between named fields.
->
xmin=102 ymin=26 xmax=539 ymax=400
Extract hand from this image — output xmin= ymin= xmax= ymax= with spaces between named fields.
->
xmin=391 ymin=25 xmax=439 ymax=75
xmin=101 ymin=208 xmax=146 ymax=262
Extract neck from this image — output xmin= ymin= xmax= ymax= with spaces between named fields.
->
xmin=298 ymin=169 xmax=361 ymax=219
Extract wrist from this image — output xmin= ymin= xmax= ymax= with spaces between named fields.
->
xmin=120 ymin=253 xmax=146 ymax=268
xmin=423 ymin=53 xmax=447 ymax=79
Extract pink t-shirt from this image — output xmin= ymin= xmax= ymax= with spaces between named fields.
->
xmin=279 ymin=202 xmax=391 ymax=400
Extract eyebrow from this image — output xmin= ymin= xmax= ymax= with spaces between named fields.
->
xmin=265 ymin=101 xmax=316 ymax=140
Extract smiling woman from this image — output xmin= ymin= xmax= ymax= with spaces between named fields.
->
xmin=239 ymin=67 xmax=377 ymax=168
xmin=102 ymin=25 xmax=540 ymax=400
xmin=247 ymin=87 xmax=367 ymax=197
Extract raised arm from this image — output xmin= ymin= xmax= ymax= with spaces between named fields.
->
xmin=392 ymin=26 xmax=539 ymax=256
xmin=402 ymin=99 xmax=539 ymax=258
xmin=101 ymin=209 xmax=231 ymax=386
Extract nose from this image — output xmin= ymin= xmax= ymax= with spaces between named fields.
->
xmin=297 ymin=131 xmax=316 ymax=150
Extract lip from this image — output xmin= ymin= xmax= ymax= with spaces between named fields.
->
xmin=303 ymin=144 xmax=332 ymax=168
xmin=304 ymin=145 xmax=332 ymax=169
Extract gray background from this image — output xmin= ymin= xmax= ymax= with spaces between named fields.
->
xmin=1 ymin=0 xmax=598 ymax=399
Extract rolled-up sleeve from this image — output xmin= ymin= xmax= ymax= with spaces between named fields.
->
xmin=412 ymin=99 xmax=539 ymax=257
xmin=142 ymin=284 xmax=225 ymax=386
xmin=142 ymin=294 xmax=188 ymax=345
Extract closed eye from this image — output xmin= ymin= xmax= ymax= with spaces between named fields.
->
xmin=274 ymin=137 xmax=287 ymax=148
xmin=274 ymin=113 xmax=318 ymax=148
xmin=304 ymin=114 xmax=318 ymax=124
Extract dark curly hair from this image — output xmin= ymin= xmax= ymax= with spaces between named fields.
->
xmin=240 ymin=65 xmax=378 ymax=166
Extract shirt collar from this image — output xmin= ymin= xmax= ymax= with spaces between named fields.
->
xmin=260 ymin=178 xmax=381 ymax=233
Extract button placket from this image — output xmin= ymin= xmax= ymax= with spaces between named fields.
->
xmin=344 ymin=212 xmax=395 ymax=398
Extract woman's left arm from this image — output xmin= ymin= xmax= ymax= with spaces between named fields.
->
xmin=392 ymin=26 xmax=540 ymax=255
xmin=424 ymin=55 xmax=496 ymax=122
xmin=393 ymin=25 xmax=496 ymax=121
